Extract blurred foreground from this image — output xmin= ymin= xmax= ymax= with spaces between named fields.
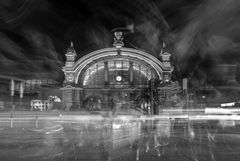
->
xmin=0 ymin=110 xmax=240 ymax=161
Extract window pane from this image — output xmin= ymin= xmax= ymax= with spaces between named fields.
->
xmin=108 ymin=61 xmax=114 ymax=68
xmin=116 ymin=61 xmax=122 ymax=68
xmin=123 ymin=61 xmax=129 ymax=68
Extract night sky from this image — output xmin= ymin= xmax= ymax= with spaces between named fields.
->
xmin=1 ymin=0 xmax=240 ymax=89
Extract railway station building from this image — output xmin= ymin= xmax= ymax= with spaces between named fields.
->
xmin=61 ymin=32 xmax=173 ymax=114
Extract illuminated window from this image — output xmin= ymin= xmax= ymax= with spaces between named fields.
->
xmin=82 ymin=59 xmax=156 ymax=88
xmin=83 ymin=61 xmax=105 ymax=87
xmin=116 ymin=61 xmax=122 ymax=68
xmin=123 ymin=61 xmax=129 ymax=68
xmin=108 ymin=61 xmax=114 ymax=68
xmin=133 ymin=62 xmax=153 ymax=86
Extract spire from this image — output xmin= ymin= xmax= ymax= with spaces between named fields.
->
xmin=66 ymin=41 xmax=76 ymax=55
xmin=159 ymin=41 xmax=171 ymax=68
xmin=160 ymin=42 xmax=166 ymax=56
xmin=65 ymin=41 xmax=77 ymax=67
xmin=160 ymin=41 xmax=171 ymax=59
xmin=163 ymin=42 xmax=166 ymax=48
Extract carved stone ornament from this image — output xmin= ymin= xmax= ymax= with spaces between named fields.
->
xmin=66 ymin=73 xmax=73 ymax=82
xmin=113 ymin=31 xmax=124 ymax=48
xmin=163 ymin=73 xmax=170 ymax=82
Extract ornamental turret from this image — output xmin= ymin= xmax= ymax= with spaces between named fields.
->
xmin=65 ymin=41 xmax=76 ymax=67
xmin=159 ymin=42 xmax=172 ymax=83
xmin=159 ymin=42 xmax=171 ymax=68
xmin=113 ymin=31 xmax=124 ymax=48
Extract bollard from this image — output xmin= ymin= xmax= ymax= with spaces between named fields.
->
xmin=10 ymin=112 xmax=13 ymax=128
xmin=136 ymin=148 xmax=139 ymax=161
xmin=59 ymin=114 xmax=63 ymax=127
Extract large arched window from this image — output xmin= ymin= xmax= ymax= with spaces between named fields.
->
xmin=80 ymin=59 xmax=157 ymax=88
xmin=82 ymin=62 xmax=105 ymax=88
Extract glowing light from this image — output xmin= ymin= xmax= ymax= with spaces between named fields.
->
xmin=116 ymin=61 xmax=122 ymax=68
xmin=113 ymin=124 xmax=121 ymax=129
xmin=116 ymin=75 xmax=122 ymax=81
xmin=221 ymin=102 xmax=235 ymax=107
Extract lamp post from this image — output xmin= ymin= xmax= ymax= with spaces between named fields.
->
xmin=20 ymin=81 xmax=24 ymax=107
xmin=183 ymin=78 xmax=188 ymax=112
xmin=10 ymin=79 xmax=15 ymax=109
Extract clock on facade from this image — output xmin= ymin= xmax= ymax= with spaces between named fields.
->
xmin=116 ymin=75 xmax=122 ymax=82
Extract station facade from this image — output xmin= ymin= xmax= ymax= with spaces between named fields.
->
xmin=61 ymin=32 xmax=173 ymax=113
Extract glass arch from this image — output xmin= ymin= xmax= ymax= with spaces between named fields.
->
xmin=80 ymin=59 xmax=157 ymax=88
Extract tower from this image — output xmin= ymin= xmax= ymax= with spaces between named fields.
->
xmin=64 ymin=42 xmax=76 ymax=84
xmin=65 ymin=41 xmax=76 ymax=68
xmin=159 ymin=42 xmax=172 ymax=82
xmin=62 ymin=41 xmax=79 ymax=111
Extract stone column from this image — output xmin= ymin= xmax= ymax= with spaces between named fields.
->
xmin=62 ymin=88 xmax=73 ymax=111
xmin=104 ymin=61 xmax=109 ymax=87
xmin=129 ymin=61 xmax=133 ymax=87
xmin=74 ymin=88 xmax=83 ymax=109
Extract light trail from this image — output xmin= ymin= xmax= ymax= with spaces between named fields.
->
xmin=0 ymin=110 xmax=240 ymax=126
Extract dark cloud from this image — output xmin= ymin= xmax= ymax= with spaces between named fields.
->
xmin=175 ymin=0 xmax=240 ymax=78
xmin=0 ymin=0 xmax=64 ymax=80
xmin=0 ymin=0 xmax=239 ymax=90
